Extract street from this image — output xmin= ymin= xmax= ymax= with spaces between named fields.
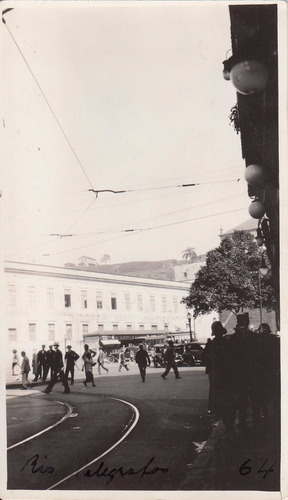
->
xmin=7 ymin=365 xmax=214 ymax=491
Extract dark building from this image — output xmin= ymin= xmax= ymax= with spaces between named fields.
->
xmin=223 ymin=5 xmax=279 ymax=328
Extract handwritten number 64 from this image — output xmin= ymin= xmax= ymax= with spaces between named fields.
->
xmin=239 ymin=459 xmax=276 ymax=479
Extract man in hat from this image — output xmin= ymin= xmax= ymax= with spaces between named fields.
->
xmin=43 ymin=342 xmax=70 ymax=394
xmin=37 ymin=344 xmax=48 ymax=381
xmin=229 ymin=313 xmax=258 ymax=432
xmin=202 ymin=321 xmax=235 ymax=433
xmin=135 ymin=344 xmax=150 ymax=382
xmin=65 ymin=345 xmax=80 ymax=385
xmin=46 ymin=345 xmax=55 ymax=380
xmin=161 ymin=340 xmax=182 ymax=380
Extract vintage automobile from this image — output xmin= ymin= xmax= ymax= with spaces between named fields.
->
xmin=183 ymin=342 xmax=205 ymax=365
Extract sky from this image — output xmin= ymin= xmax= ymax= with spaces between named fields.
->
xmin=2 ymin=1 xmax=252 ymax=267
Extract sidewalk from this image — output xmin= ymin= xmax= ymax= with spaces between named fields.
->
xmin=181 ymin=408 xmax=281 ymax=492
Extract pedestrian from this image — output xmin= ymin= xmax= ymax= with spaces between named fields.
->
xmin=229 ymin=313 xmax=259 ymax=432
xmin=118 ymin=347 xmax=129 ymax=371
xmin=82 ymin=343 xmax=97 ymax=366
xmin=65 ymin=345 xmax=80 ymax=385
xmin=20 ymin=351 xmax=31 ymax=390
xmin=203 ymin=321 xmax=235 ymax=434
xmin=82 ymin=352 xmax=96 ymax=387
xmin=135 ymin=343 xmax=150 ymax=382
xmin=161 ymin=340 xmax=182 ymax=380
xmin=32 ymin=349 xmax=38 ymax=381
xmin=43 ymin=342 xmax=70 ymax=394
xmin=46 ymin=345 xmax=55 ymax=380
xmin=37 ymin=345 xmax=48 ymax=381
xmin=97 ymin=347 xmax=109 ymax=375
xmin=12 ymin=349 xmax=20 ymax=376
xmin=250 ymin=323 xmax=280 ymax=428
xmin=201 ymin=338 xmax=212 ymax=412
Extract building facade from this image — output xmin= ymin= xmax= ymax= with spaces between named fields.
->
xmin=4 ymin=261 xmax=193 ymax=359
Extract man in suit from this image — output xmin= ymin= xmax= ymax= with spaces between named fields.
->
xmin=43 ymin=342 xmax=70 ymax=394
xmin=65 ymin=345 xmax=80 ymax=385
xmin=37 ymin=345 xmax=48 ymax=381
xmin=161 ymin=340 xmax=182 ymax=380
xmin=46 ymin=345 xmax=55 ymax=380
xmin=135 ymin=344 xmax=150 ymax=382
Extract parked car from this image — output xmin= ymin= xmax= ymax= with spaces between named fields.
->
xmin=184 ymin=342 xmax=205 ymax=365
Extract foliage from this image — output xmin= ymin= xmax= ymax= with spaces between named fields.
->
xmin=229 ymin=104 xmax=241 ymax=134
xmin=100 ymin=254 xmax=111 ymax=265
xmin=182 ymin=247 xmax=197 ymax=262
xmin=182 ymin=231 xmax=276 ymax=317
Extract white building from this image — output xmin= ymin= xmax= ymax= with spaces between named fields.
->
xmin=4 ymin=260 xmax=194 ymax=358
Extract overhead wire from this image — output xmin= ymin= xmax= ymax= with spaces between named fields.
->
xmin=42 ymin=206 xmax=247 ymax=258
xmin=2 ymin=10 xmax=94 ymax=190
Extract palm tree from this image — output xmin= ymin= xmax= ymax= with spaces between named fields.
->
xmin=182 ymin=247 xmax=197 ymax=262
xmin=100 ymin=254 xmax=111 ymax=265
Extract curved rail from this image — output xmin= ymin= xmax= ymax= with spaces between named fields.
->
xmin=48 ymin=396 xmax=140 ymax=490
xmin=7 ymin=401 xmax=74 ymax=451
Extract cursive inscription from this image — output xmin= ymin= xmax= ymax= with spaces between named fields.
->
xmin=21 ymin=454 xmax=55 ymax=474
xmin=84 ymin=456 xmax=168 ymax=485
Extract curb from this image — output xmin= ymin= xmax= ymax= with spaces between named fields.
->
xmin=180 ymin=419 xmax=224 ymax=489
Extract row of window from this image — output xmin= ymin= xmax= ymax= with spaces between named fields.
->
xmin=8 ymin=285 xmax=180 ymax=313
xmin=8 ymin=322 xmax=168 ymax=342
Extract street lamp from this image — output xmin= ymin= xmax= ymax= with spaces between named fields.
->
xmin=187 ymin=312 xmax=193 ymax=342
xmin=258 ymin=255 xmax=269 ymax=323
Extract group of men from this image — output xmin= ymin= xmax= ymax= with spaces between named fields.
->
xmin=33 ymin=343 xmax=79 ymax=384
xmin=202 ymin=314 xmax=280 ymax=435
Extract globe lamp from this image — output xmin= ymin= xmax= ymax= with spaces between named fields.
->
xmin=244 ymin=164 xmax=265 ymax=185
xmin=230 ymin=59 xmax=269 ymax=95
xmin=249 ymin=200 xmax=266 ymax=219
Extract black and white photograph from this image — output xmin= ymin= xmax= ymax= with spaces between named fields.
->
xmin=1 ymin=1 xmax=286 ymax=498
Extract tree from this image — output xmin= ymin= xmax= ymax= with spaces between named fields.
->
xmin=100 ymin=254 xmax=111 ymax=265
xmin=182 ymin=247 xmax=197 ymax=262
xmin=182 ymin=231 xmax=276 ymax=317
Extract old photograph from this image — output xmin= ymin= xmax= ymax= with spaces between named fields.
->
xmin=1 ymin=1 xmax=286 ymax=498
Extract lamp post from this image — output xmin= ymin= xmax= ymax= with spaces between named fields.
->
xmin=187 ymin=312 xmax=193 ymax=342
xmin=258 ymin=256 xmax=269 ymax=324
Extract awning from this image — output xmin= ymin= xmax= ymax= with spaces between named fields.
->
xmin=100 ymin=339 xmax=121 ymax=346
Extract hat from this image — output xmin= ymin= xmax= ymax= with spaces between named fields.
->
xmin=211 ymin=321 xmax=227 ymax=336
xmin=139 ymin=343 xmax=144 ymax=347
xmin=236 ymin=313 xmax=250 ymax=327
xmin=54 ymin=342 xmax=60 ymax=347
xmin=67 ymin=345 xmax=72 ymax=349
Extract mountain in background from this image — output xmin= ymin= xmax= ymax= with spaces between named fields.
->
xmin=64 ymin=257 xmax=206 ymax=281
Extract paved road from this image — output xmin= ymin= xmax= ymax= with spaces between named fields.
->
xmin=7 ymin=366 xmax=214 ymax=491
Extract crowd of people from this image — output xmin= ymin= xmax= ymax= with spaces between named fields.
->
xmin=10 ymin=315 xmax=280 ymax=431
xmin=202 ymin=314 xmax=280 ymax=435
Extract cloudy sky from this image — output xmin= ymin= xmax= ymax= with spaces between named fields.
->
xmin=2 ymin=1 xmax=250 ymax=267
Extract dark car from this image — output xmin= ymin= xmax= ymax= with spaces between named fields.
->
xmin=184 ymin=342 xmax=205 ymax=365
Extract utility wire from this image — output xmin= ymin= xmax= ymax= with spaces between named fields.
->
xmin=88 ymin=178 xmax=241 ymax=197
xmin=2 ymin=11 xmax=94 ymax=190
xmin=42 ymin=206 xmax=247 ymax=258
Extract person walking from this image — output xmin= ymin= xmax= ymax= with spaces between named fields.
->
xmin=20 ymin=351 xmax=31 ymax=390
xmin=135 ymin=343 xmax=150 ymax=382
xmin=97 ymin=347 xmax=109 ymax=375
xmin=82 ymin=352 xmax=96 ymax=387
xmin=46 ymin=345 xmax=55 ymax=380
xmin=161 ymin=340 xmax=182 ymax=380
xmin=43 ymin=342 xmax=70 ymax=394
xmin=12 ymin=349 xmax=20 ymax=376
xmin=65 ymin=345 xmax=80 ymax=385
xmin=118 ymin=347 xmax=129 ymax=372
xmin=82 ymin=344 xmax=97 ymax=365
